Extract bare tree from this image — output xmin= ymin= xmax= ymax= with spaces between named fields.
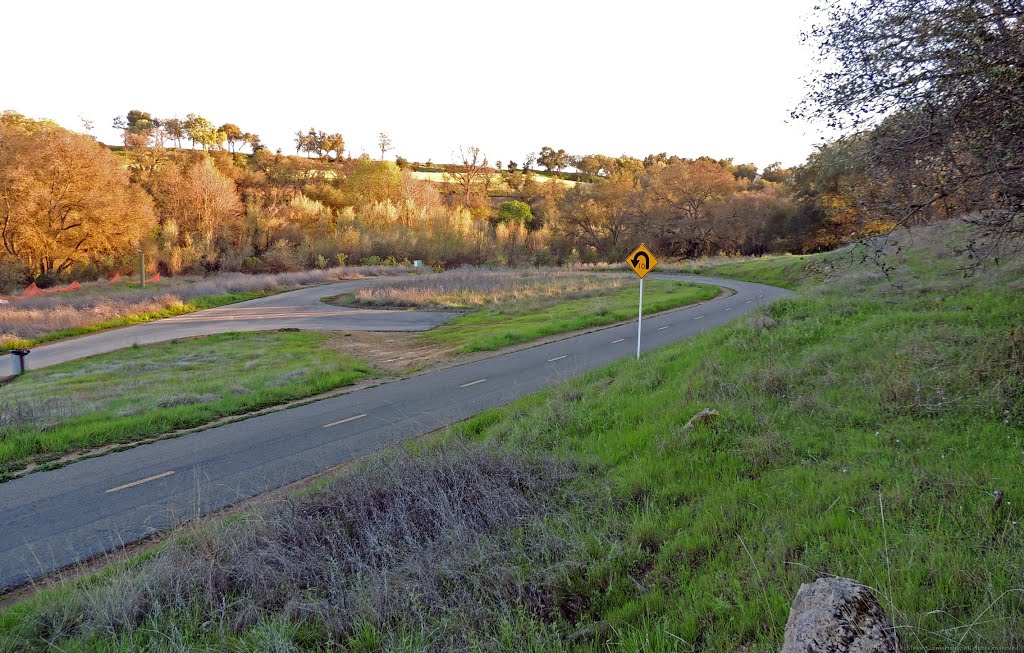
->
xmin=446 ymin=146 xmax=490 ymax=205
xmin=378 ymin=132 xmax=393 ymax=161
xmin=799 ymin=0 xmax=1024 ymax=260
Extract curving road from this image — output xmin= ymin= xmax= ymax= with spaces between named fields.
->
xmin=9 ymin=278 xmax=457 ymax=375
xmin=0 ymin=275 xmax=791 ymax=592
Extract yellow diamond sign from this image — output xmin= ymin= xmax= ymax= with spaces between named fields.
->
xmin=626 ymin=244 xmax=658 ymax=279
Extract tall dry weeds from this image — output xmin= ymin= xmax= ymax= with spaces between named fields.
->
xmin=21 ymin=443 xmax=589 ymax=649
xmin=349 ymin=268 xmax=625 ymax=309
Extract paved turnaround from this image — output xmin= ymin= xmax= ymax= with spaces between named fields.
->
xmin=10 ymin=278 xmax=456 ymax=375
xmin=0 ymin=275 xmax=790 ymax=592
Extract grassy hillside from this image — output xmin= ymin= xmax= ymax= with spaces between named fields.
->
xmin=2 ymin=224 xmax=1021 ymax=651
xmin=660 ymin=251 xmax=835 ymax=290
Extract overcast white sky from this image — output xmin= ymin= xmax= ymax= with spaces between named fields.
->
xmin=1 ymin=0 xmax=825 ymax=169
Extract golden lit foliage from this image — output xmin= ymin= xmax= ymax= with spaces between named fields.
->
xmin=0 ymin=113 xmax=155 ymax=276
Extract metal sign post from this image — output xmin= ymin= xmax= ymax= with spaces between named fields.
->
xmin=637 ymin=277 xmax=644 ymax=359
xmin=625 ymin=244 xmax=658 ymax=360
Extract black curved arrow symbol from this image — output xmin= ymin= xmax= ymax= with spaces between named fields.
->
xmin=631 ymin=251 xmax=650 ymax=270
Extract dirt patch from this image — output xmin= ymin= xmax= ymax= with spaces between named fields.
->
xmin=321 ymin=331 xmax=459 ymax=373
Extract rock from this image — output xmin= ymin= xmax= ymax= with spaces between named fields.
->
xmin=682 ymin=408 xmax=719 ymax=430
xmin=782 ymin=576 xmax=900 ymax=653
xmin=750 ymin=314 xmax=779 ymax=331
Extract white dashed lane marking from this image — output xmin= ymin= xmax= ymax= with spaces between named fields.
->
xmin=460 ymin=379 xmax=487 ymax=388
xmin=611 ymin=338 xmax=626 ymax=344
xmin=106 ymin=471 xmax=175 ymax=494
xmin=547 ymin=355 xmax=567 ymax=362
xmin=323 ymin=413 xmax=367 ymax=428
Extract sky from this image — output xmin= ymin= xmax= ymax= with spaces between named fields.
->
xmin=1 ymin=0 xmax=826 ymax=169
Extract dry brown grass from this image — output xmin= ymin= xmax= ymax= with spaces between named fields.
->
xmin=15 ymin=443 xmax=587 ymax=649
xmin=0 ymin=295 xmax=184 ymax=345
xmin=343 ymin=267 xmax=626 ymax=309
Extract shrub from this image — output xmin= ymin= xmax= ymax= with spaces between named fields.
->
xmin=493 ymin=200 xmax=533 ymax=227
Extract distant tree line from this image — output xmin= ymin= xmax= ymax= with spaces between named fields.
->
xmin=0 ymin=108 xmax=908 ymax=290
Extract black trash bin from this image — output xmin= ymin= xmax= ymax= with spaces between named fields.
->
xmin=10 ymin=349 xmax=29 ymax=376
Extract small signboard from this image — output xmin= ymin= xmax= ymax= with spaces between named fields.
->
xmin=626 ymin=244 xmax=658 ymax=360
xmin=626 ymin=244 xmax=658 ymax=278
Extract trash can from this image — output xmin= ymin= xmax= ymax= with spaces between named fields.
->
xmin=10 ymin=349 xmax=29 ymax=376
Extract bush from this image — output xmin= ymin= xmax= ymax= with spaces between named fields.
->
xmin=261 ymin=240 xmax=302 ymax=273
xmin=493 ymin=200 xmax=533 ymax=227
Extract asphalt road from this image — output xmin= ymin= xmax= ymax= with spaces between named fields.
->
xmin=9 ymin=278 xmax=456 ymax=375
xmin=0 ymin=275 xmax=791 ymax=592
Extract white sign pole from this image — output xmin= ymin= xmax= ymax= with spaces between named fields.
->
xmin=636 ymin=277 xmax=644 ymax=360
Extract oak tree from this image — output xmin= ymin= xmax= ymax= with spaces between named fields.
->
xmin=0 ymin=113 xmax=156 ymax=276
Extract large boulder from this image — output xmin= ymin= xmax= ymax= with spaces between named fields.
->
xmin=782 ymin=576 xmax=900 ymax=653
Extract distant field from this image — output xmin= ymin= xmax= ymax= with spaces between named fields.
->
xmin=410 ymin=170 xmax=577 ymax=195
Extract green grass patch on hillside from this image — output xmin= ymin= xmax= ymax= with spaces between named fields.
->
xmin=702 ymin=253 xmax=824 ymax=289
xmin=425 ymin=279 xmax=719 ymax=352
xmin=0 ymin=331 xmax=375 ymax=477
xmin=0 ymin=291 xmax=273 ymax=354
xmin=660 ymin=252 xmax=832 ymax=289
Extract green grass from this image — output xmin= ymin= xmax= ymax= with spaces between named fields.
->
xmin=660 ymin=252 xmax=832 ymax=290
xmin=0 ymin=291 xmax=273 ymax=354
xmin=702 ymin=253 xmax=825 ymax=289
xmin=0 ymin=331 xmax=375 ymax=476
xmin=3 ymin=229 xmax=1022 ymax=650
xmin=435 ymin=260 xmax=1022 ymax=649
xmin=423 ymin=279 xmax=719 ymax=352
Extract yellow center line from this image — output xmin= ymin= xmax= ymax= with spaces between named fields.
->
xmin=106 ymin=470 xmax=175 ymax=494
xmin=460 ymin=378 xmax=487 ymax=388
xmin=323 ymin=413 xmax=367 ymax=428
